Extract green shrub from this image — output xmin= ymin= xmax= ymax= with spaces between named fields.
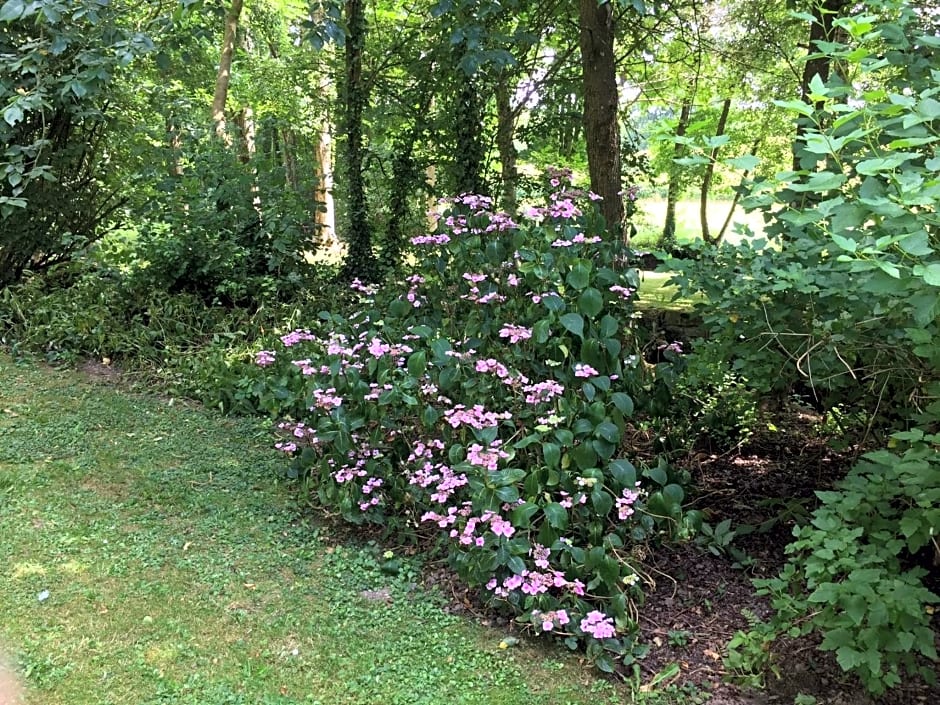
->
xmin=252 ymin=175 xmax=692 ymax=672
xmin=668 ymin=0 xmax=940 ymax=426
xmin=750 ymin=431 xmax=939 ymax=694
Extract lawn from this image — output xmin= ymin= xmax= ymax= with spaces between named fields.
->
xmin=0 ymin=355 xmax=676 ymax=705
xmin=631 ymin=199 xmax=765 ymax=249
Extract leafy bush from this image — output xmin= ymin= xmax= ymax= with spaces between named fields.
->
xmin=668 ymin=1 xmax=940 ymax=425
xmin=252 ymin=176 xmax=691 ymax=671
xmin=749 ymin=431 xmax=939 ymax=694
xmin=0 ymin=0 xmax=154 ymax=286
xmin=128 ymin=145 xmax=321 ymax=307
xmin=665 ymin=2 xmax=940 ymax=694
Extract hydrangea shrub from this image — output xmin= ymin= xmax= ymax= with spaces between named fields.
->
xmin=254 ymin=171 xmax=687 ymax=671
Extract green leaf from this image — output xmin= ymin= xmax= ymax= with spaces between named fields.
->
xmin=495 ymin=485 xmax=520 ymax=503
xmin=592 ymin=487 xmax=613 ymax=516
xmin=559 ymin=313 xmax=584 ymax=338
xmin=578 ymin=288 xmax=603 ymax=317
xmin=532 ymin=318 xmax=551 ymax=344
xmin=566 ymin=259 xmax=593 ymax=290
xmin=831 ymin=233 xmax=857 ymax=253
xmin=898 ymin=230 xmax=933 ymax=257
xmin=571 ymin=443 xmax=597 ymax=470
xmin=773 ymin=99 xmax=815 ymax=117
xmin=406 ymin=351 xmax=427 ymax=377
xmin=611 ymin=392 xmax=634 ymax=416
xmin=808 ymin=72 xmax=829 ymax=99
xmin=674 ymin=156 xmax=710 ymax=166
xmin=506 ymin=555 xmax=526 ymax=574
xmin=727 ymin=154 xmax=759 ymax=171
xmin=916 ymin=263 xmax=940 ymax=286
xmin=609 ymin=459 xmax=636 ymax=487
xmin=2 ymin=103 xmax=23 ymax=126
xmin=543 ymin=442 xmax=561 ymax=468
xmin=856 ymin=152 xmax=918 ymax=175
xmin=644 ymin=464 xmax=668 ymax=486
xmin=543 ymin=502 xmax=568 ymax=529
xmin=835 ymin=646 xmax=864 ymax=671
xmin=0 ymin=0 xmax=25 ymax=23
xmin=595 ymin=421 xmax=620 ymax=444
xmin=510 ymin=502 xmax=540 ymax=528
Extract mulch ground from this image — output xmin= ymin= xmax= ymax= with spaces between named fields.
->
xmin=633 ymin=410 xmax=940 ymax=705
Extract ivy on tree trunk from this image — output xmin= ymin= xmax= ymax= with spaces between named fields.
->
xmin=340 ymin=0 xmax=377 ymax=281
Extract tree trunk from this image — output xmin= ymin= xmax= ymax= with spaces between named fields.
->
xmin=716 ymin=140 xmax=760 ymax=244
xmin=700 ymin=97 xmax=731 ymax=244
xmin=281 ymin=128 xmax=299 ymax=191
xmin=314 ymin=123 xmax=337 ymax=247
xmin=495 ymin=75 xmax=518 ymax=215
xmin=235 ymin=106 xmax=256 ymax=164
xmin=211 ymin=0 xmax=244 ymax=143
xmin=454 ymin=70 xmax=485 ymax=195
xmin=661 ymin=98 xmax=692 ymax=248
xmin=166 ymin=116 xmax=182 ymax=177
xmin=793 ymin=0 xmax=847 ymax=170
xmin=340 ymin=0 xmax=376 ymax=280
xmin=578 ymin=0 xmax=623 ymax=239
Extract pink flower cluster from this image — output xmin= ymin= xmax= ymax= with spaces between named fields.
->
xmin=580 ymin=611 xmax=616 ymax=639
xmin=533 ymin=609 xmax=570 ymax=632
xmin=474 ymin=358 xmax=528 ymax=387
xmin=551 ymin=233 xmax=602 ymax=248
xmin=406 ymin=439 xmax=469 ymax=504
xmin=498 ymin=324 xmax=532 ymax=344
xmin=530 ymin=543 xmax=551 ymax=569
xmin=280 ymin=329 xmax=318 ymax=347
xmin=311 ymin=387 xmax=343 ymax=411
xmin=574 ymin=363 xmax=599 ymax=378
xmin=487 ymin=569 xmax=585 ymax=598
xmin=411 ymin=233 xmax=451 ymax=246
xmin=523 ymin=379 xmax=564 ymax=405
xmin=255 ymin=350 xmax=276 ymax=366
xmin=350 ymin=278 xmax=378 ymax=296
xmin=609 ymin=285 xmax=635 ymax=300
xmin=466 ymin=441 xmax=510 ymax=471
xmin=443 ymin=404 xmax=511 ymax=430
xmin=616 ymin=485 xmax=641 ymax=521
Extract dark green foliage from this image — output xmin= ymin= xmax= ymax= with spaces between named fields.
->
xmin=339 ymin=0 xmax=378 ymax=282
xmin=666 ymin=2 xmax=940 ymax=693
xmin=0 ymin=0 xmax=153 ymax=286
xmin=131 ymin=145 xmax=318 ymax=307
xmin=752 ymin=436 xmax=939 ymax=694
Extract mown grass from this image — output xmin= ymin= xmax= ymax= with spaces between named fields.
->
xmin=631 ymin=199 xmax=764 ymax=249
xmin=0 ymin=355 xmax=699 ymax=705
xmin=636 ymin=271 xmax=701 ymax=313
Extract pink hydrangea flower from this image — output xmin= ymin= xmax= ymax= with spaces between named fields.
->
xmin=574 ymin=363 xmax=599 ymax=378
xmin=580 ymin=611 xmax=616 ymax=639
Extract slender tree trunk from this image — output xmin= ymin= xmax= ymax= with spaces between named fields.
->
xmin=281 ymin=128 xmax=299 ymax=191
xmin=340 ymin=0 xmax=376 ymax=280
xmin=700 ymin=97 xmax=731 ymax=244
xmin=166 ymin=116 xmax=182 ymax=177
xmin=211 ymin=0 xmax=244 ymax=143
xmin=235 ymin=106 xmax=256 ymax=164
xmin=314 ymin=123 xmax=337 ymax=246
xmin=793 ymin=0 xmax=848 ymax=170
xmin=661 ymin=98 xmax=692 ymax=248
xmin=715 ymin=140 xmax=760 ymax=244
xmin=495 ymin=75 xmax=518 ymax=215
xmin=578 ymin=0 xmax=623 ymax=239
